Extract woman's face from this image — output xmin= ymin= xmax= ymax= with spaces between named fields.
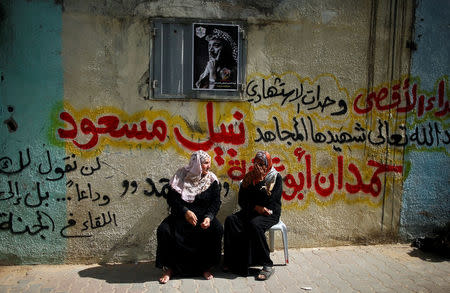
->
xmin=254 ymin=158 xmax=267 ymax=176
xmin=201 ymin=158 xmax=211 ymax=176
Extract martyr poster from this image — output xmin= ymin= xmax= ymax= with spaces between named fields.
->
xmin=193 ymin=23 xmax=239 ymax=91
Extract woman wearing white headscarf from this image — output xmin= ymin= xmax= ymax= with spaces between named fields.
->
xmin=156 ymin=151 xmax=223 ymax=284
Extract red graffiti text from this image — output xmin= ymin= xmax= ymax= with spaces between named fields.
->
xmin=353 ymin=78 xmax=449 ymax=117
xmin=173 ymin=102 xmax=245 ymax=151
xmin=57 ymin=112 xmax=167 ymax=150
xmin=283 ymin=148 xmax=403 ymax=200
xmin=226 ymin=155 xmax=285 ymax=181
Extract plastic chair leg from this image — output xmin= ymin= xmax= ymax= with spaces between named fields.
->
xmin=281 ymin=226 xmax=289 ymax=264
xmin=269 ymin=229 xmax=275 ymax=252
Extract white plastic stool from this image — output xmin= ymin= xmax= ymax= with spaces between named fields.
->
xmin=269 ymin=219 xmax=289 ymax=264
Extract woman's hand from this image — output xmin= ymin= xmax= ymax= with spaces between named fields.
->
xmin=201 ymin=217 xmax=211 ymax=229
xmin=254 ymin=163 xmax=266 ymax=182
xmin=255 ymin=205 xmax=272 ymax=216
xmin=185 ymin=210 xmax=198 ymax=226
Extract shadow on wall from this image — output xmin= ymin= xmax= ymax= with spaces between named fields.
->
xmin=97 ymin=207 xmax=169 ymax=264
xmin=0 ymin=253 xmax=22 ymax=265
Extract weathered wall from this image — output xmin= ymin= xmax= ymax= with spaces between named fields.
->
xmin=399 ymin=0 xmax=450 ymax=239
xmin=0 ymin=0 xmax=66 ymax=264
xmin=0 ymin=0 xmax=447 ymax=265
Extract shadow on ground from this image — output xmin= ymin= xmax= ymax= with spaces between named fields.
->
xmin=77 ymin=261 xmax=251 ymax=283
xmin=408 ymin=248 xmax=450 ymax=263
xmin=78 ymin=262 xmax=159 ymax=283
xmin=408 ymin=223 xmax=450 ymax=262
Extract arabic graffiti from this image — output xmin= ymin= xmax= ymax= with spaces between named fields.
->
xmin=60 ymin=211 xmax=117 ymax=238
xmin=353 ymin=78 xmax=449 ymax=118
xmin=66 ymin=180 xmax=111 ymax=206
xmin=1 ymin=181 xmax=52 ymax=208
xmin=120 ymin=177 xmax=231 ymax=198
xmin=0 ymin=149 xmax=31 ymax=175
xmin=0 ymin=148 xmax=102 ymax=179
xmin=222 ymin=153 xmax=286 ymax=182
xmin=54 ymin=77 xmax=448 ymax=159
xmin=246 ymin=76 xmax=348 ymax=116
xmin=0 ymin=147 xmax=116 ymax=239
xmin=254 ymin=116 xmax=450 ymax=151
xmin=44 ymin=72 xmax=447 ymax=216
xmin=283 ymin=148 xmax=403 ymax=201
xmin=58 ymin=111 xmax=168 ymax=150
xmin=173 ymin=102 xmax=245 ymax=151
xmin=0 ymin=210 xmax=55 ymax=239
xmin=57 ymin=102 xmax=247 ymax=154
xmin=120 ymin=180 xmax=138 ymax=197
xmin=0 ymin=180 xmax=116 ymax=239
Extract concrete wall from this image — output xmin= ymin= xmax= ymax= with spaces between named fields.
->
xmin=0 ymin=0 xmax=447 ymax=265
xmin=399 ymin=0 xmax=450 ymax=239
xmin=0 ymin=0 xmax=66 ymax=264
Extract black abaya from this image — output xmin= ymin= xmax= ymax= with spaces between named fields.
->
xmin=223 ymin=173 xmax=282 ymax=275
xmin=156 ymin=181 xmax=223 ymax=275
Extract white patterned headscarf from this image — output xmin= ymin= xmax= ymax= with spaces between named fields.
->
xmin=206 ymin=28 xmax=238 ymax=62
xmin=169 ymin=151 xmax=218 ymax=202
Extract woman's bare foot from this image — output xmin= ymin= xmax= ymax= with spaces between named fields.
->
xmin=159 ymin=268 xmax=173 ymax=284
xmin=203 ymin=271 xmax=214 ymax=280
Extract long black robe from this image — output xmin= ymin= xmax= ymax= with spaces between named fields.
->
xmin=156 ymin=181 xmax=223 ymax=275
xmin=223 ymin=173 xmax=282 ymax=276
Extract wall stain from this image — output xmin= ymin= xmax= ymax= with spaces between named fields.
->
xmin=4 ymin=106 xmax=17 ymax=132
xmin=4 ymin=117 xmax=18 ymax=132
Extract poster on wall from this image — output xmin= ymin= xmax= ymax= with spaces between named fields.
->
xmin=192 ymin=23 xmax=239 ymax=91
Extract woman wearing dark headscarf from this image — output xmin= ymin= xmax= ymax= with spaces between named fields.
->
xmin=156 ymin=151 xmax=223 ymax=284
xmin=223 ymin=151 xmax=282 ymax=280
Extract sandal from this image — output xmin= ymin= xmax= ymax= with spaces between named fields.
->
xmin=256 ymin=266 xmax=274 ymax=281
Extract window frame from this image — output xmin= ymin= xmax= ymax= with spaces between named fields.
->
xmin=148 ymin=18 xmax=247 ymax=101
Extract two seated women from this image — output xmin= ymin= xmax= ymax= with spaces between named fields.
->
xmin=155 ymin=150 xmax=282 ymax=283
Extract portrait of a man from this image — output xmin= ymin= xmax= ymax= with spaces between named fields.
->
xmin=193 ymin=23 xmax=239 ymax=91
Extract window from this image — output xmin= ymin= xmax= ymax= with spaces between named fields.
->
xmin=149 ymin=19 xmax=246 ymax=100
